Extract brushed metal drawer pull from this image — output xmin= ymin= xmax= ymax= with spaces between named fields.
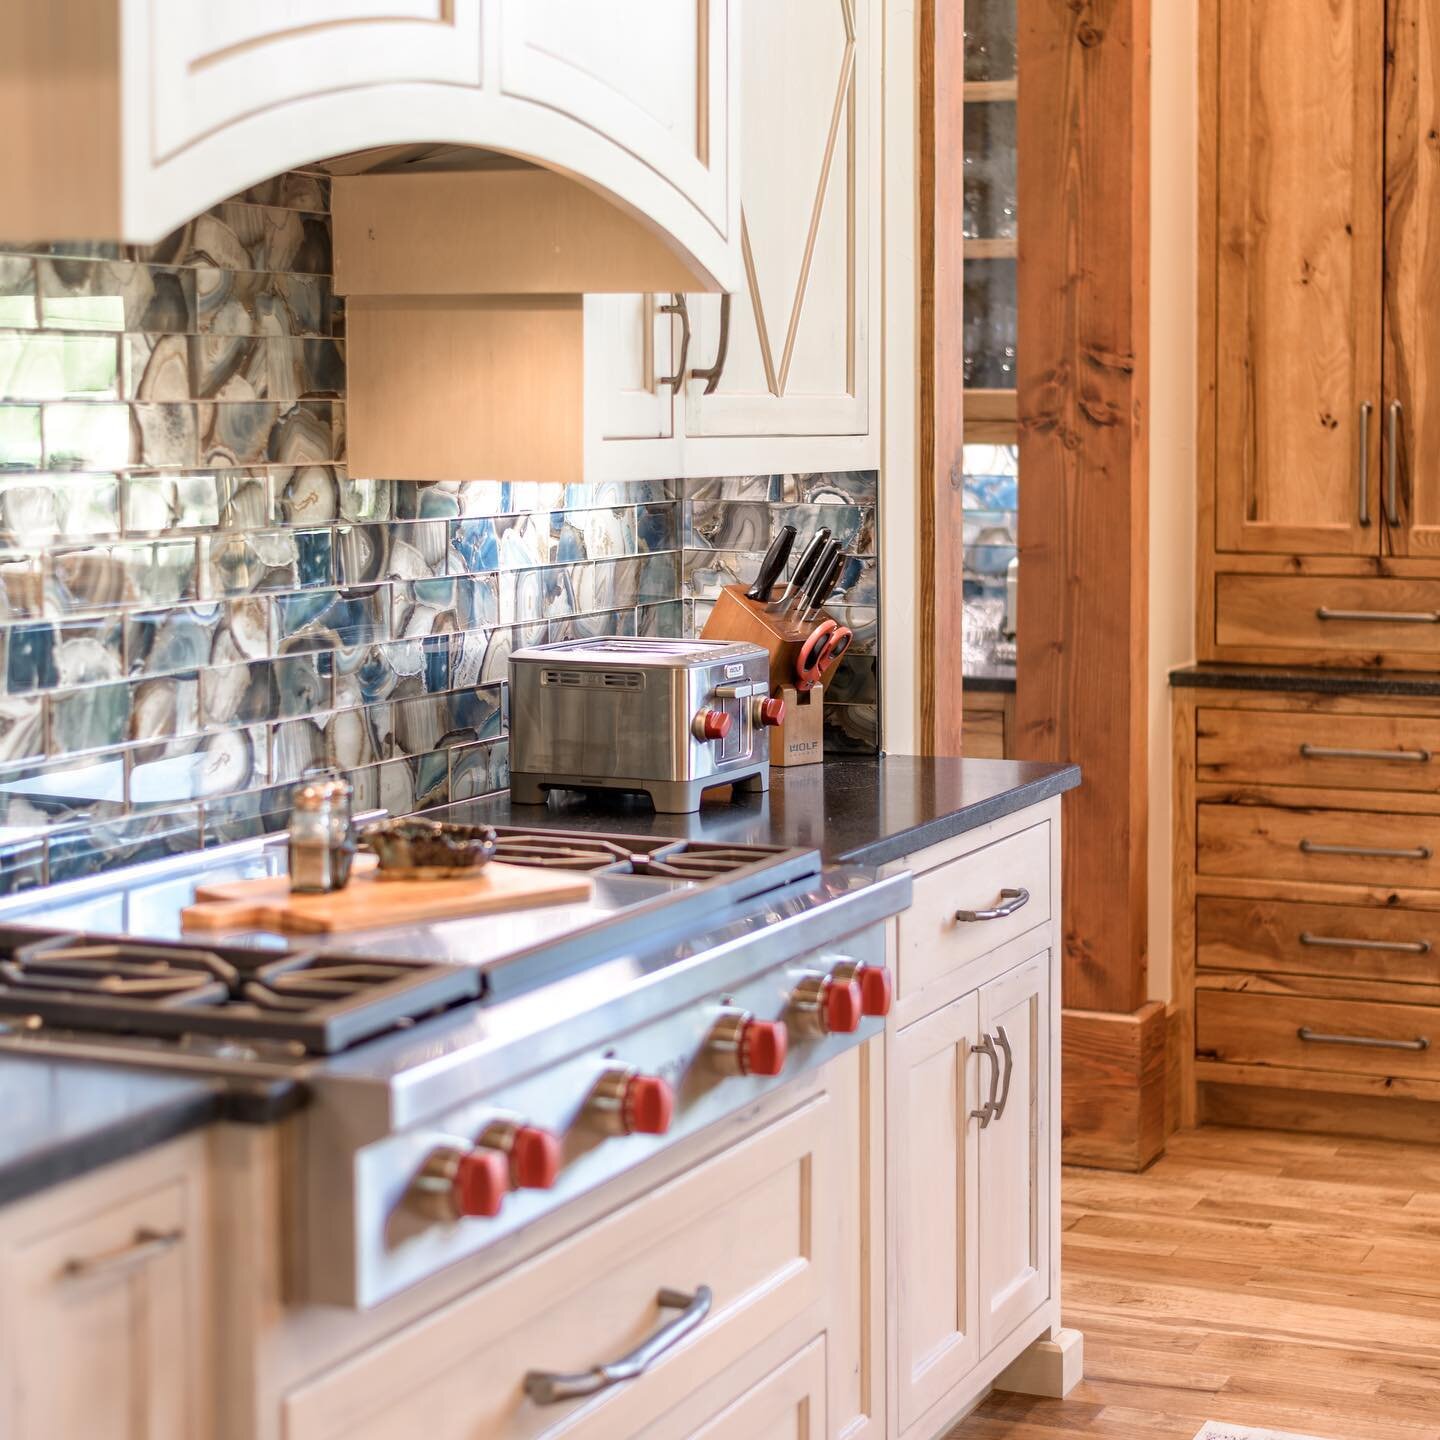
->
xmin=1297 ymin=1026 xmax=1429 ymax=1053
xmin=955 ymin=886 xmax=1030 ymax=923
xmin=1299 ymin=742 xmax=1432 ymax=764
xmin=991 ymin=1025 xmax=1015 ymax=1121
xmin=524 ymin=1286 xmax=712 ymax=1404
xmin=656 ymin=293 xmax=691 ymax=393
xmin=1315 ymin=606 xmax=1440 ymax=624
xmin=1298 ymin=840 xmax=1432 ymax=861
xmin=1299 ymin=931 xmax=1432 ymax=955
xmin=1387 ymin=399 xmax=1404 ymax=527
xmin=970 ymin=1033 xmax=1000 ymax=1127
xmin=61 ymin=1226 xmax=182 ymax=1282
xmin=1358 ymin=399 xmax=1373 ymax=525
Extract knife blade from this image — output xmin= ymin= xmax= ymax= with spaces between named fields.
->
xmin=768 ymin=528 xmax=832 ymax=611
xmin=745 ymin=524 xmax=797 ymax=602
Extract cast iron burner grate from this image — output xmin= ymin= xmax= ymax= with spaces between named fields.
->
xmin=487 ymin=827 xmax=801 ymax=882
xmin=0 ymin=934 xmax=481 ymax=1053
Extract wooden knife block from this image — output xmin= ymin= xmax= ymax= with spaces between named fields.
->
xmin=769 ymin=684 xmax=824 ymax=767
xmin=700 ymin=584 xmax=843 ymax=695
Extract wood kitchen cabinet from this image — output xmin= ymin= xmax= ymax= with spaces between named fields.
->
xmin=0 ymin=1135 xmax=214 ymax=1440
xmin=585 ymin=0 xmax=881 ymax=480
xmin=2 ymin=0 xmax=740 ymax=293
xmin=1200 ymin=0 xmax=1440 ymax=662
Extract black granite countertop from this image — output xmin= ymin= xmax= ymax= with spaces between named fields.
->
xmin=440 ymin=755 xmax=1079 ymax=870
xmin=1170 ymin=662 xmax=1440 ymax=696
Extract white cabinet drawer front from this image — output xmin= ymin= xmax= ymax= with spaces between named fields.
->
xmin=149 ymin=1 xmax=483 ymax=161
xmin=643 ymin=1336 xmax=826 ymax=1440
xmin=498 ymin=1 xmax=728 ymax=230
xmin=897 ymin=822 xmax=1051 ymax=998
xmin=285 ymin=1092 xmax=837 ymax=1440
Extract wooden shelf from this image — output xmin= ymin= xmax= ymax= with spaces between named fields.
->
xmin=965 ymin=237 xmax=1018 ymax=260
xmin=963 ymin=389 xmax=1018 ymax=445
xmin=963 ymin=79 xmax=1018 ymax=103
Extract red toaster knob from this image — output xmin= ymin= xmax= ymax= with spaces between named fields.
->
xmin=693 ymin=708 xmax=732 ymax=742
xmin=754 ymin=696 xmax=787 ymax=728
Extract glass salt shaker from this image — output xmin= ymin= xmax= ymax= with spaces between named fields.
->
xmin=288 ymin=773 xmax=356 ymax=894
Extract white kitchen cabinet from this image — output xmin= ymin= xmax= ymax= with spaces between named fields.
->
xmin=663 ymin=1336 xmax=827 ymax=1440
xmin=977 ymin=954 xmax=1052 ymax=1354
xmin=889 ymin=992 xmax=983 ymax=1433
xmin=585 ymin=0 xmax=881 ymax=480
xmin=1 ymin=0 xmax=740 ymax=291
xmin=0 ymin=1136 xmax=213 ymax=1440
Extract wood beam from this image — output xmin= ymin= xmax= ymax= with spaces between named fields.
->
xmin=1015 ymin=0 xmax=1151 ymax=1014
xmin=917 ymin=0 xmax=966 ymax=756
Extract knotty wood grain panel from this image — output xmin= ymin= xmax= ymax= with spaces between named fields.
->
xmin=1384 ymin=0 xmax=1440 ymax=556
xmin=961 ymin=1125 xmax=1440 ymax=1438
xmin=918 ymin=0 xmax=966 ymax=756
xmin=1015 ymin=0 xmax=1149 ymax=1013
xmin=1213 ymin=0 xmax=1384 ymax=557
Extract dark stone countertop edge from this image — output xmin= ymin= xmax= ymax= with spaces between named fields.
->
xmin=0 ymin=1075 xmax=305 ymax=1209
xmin=833 ymin=761 xmax=1081 ymax=868
xmin=1170 ymin=663 xmax=1440 ymax=697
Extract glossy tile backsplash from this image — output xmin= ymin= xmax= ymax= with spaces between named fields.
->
xmin=0 ymin=173 xmax=877 ymax=893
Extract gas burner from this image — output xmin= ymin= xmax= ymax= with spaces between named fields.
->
xmin=486 ymin=827 xmax=800 ymax=883
xmin=0 ymin=935 xmax=481 ymax=1054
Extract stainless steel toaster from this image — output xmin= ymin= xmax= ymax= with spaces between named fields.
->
xmin=508 ymin=638 xmax=781 ymax=812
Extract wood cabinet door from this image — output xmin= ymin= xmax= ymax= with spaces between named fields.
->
xmin=889 ymin=991 xmax=982 ymax=1433
xmin=977 ymin=953 xmax=1051 ymax=1355
xmin=1213 ymin=0 xmax=1384 ymax=556
xmin=1383 ymin=0 xmax=1440 ymax=556
xmin=0 ymin=1181 xmax=197 ymax=1440
xmin=684 ymin=0 xmax=873 ymax=441
xmin=497 ymin=0 xmax=730 ymax=233
xmin=583 ymin=294 xmax=685 ymax=480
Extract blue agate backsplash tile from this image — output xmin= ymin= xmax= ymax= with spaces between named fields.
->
xmin=0 ymin=174 xmax=879 ymax=892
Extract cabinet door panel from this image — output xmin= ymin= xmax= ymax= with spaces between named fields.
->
xmin=661 ymin=1337 xmax=826 ymax=1440
xmin=978 ymin=953 xmax=1051 ymax=1354
xmin=1 ymin=1181 xmax=195 ymax=1440
xmin=583 ymin=294 xmax=685 ymax=479
xmin=1214 ymin=0 xmax=1384 ymax=555
xmin=889 ymin=992 xmax=981 ymax=1431
xmin=1384 ymin=0 xmax=1440 ymax=555
xmin=149 ymin=1 xmax=483 ymax=162
xmin=498 ymin=1 xmax=728 ymax=230
xmin=686 ymin=0 xmax=871 ymax=439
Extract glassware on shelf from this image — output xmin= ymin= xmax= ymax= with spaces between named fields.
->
xmin=964 ymin=0 xmax=1017 ymax=81
xmin=962 ymin=101 xmax=1018 ymax=240
xmin=962 ymin=258 xmax=1017 ymax=391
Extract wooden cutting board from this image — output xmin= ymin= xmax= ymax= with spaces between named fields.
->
xmin=181 ymin=854 xmax=593 ymax=935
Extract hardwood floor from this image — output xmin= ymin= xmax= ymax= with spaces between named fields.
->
xmin=957 ymin=1125 xmax=1440 ymax=1439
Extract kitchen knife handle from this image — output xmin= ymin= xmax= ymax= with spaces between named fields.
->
xmin=656 ymin=294 xmax=691 ymax=394
xmin=746 ymin=524 xmax=797 ymax=601
xmin=803 ymin=547 xmax=845 ymax=616
xmin=780 ymin=529 xmax=833 ymax=604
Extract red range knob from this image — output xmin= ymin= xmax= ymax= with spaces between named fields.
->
xmin=754 ymin=696 xmax=787 ymax=728
xmin=451 ymin=1147 xmax=509 ymax=1218
xmin=624 ymin=1073 xmax=674 ymax=1135
xmin=509 ymin=1126 xmax=563 ymax=1190
xmin=855 ymin=965 xmax=893 ymax=1018
xmin=741 ymin=1017 xmax=789 ymax=1076
xmin=824 ymin=978 xmax=863 ymax=1035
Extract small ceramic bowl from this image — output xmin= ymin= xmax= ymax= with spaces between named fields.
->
xmin=359 ymin=818 xmax=499 ymax=879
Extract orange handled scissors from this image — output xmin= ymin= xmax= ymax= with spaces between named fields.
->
xmin=795 ymin=620 xmax=854 ymax=692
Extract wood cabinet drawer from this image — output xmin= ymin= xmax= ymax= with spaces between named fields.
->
xmin=1197 ymin=990 xmax=1440 ymax=1082
xmin=896 ymin=822 xmax=1050 ymax=998
xmin=284 ymin=1090 xmax=838 ymax=1440
xmin=1197 ymin=896 xmax=1440 ymax=986
xmin=1196 ymin=802 xmax=1440 ymax=889
xmin=1216 ymin=575 xmax=1440 ymax=658
xmin=1197 ymin=707 xmax=1440 ymax=792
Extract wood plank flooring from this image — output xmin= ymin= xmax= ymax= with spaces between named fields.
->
xmin=956 ymin=1125 xmax=1440 ymax=1439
